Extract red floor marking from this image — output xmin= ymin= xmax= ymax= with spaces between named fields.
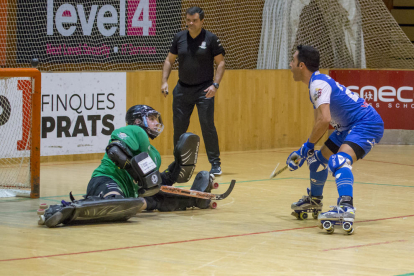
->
xmin=322 ymin=240 xmax=407 ymax=252
xmin=0 ymin=225 xmax=316 ymax=262
xmin=1 ymin=214 xmax=413 ymax=262
xmin=359 ymin=214 xmax=414 ymax=223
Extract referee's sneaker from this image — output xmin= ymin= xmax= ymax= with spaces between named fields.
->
xmin=210 ymin=164 xmax=222 ymax=176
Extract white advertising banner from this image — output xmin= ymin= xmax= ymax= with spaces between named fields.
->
xmin=41 ymin=72 xmax=126 ymax=156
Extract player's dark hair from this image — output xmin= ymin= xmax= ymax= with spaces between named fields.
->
xmin=296 ymin=45 xmax=320 ymax=72
xmin=186 ymin=6 xmax=204 ymax=20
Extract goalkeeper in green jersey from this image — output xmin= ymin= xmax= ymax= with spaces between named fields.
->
xmin=38 ymin=105 xmax=213 ymax=228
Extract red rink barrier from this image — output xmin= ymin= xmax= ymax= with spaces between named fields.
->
xmin=329 ymin=70 xmax=414 ymax=130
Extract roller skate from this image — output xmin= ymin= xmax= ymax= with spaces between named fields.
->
xmin=318 ymin=196 xmax=355 ymax=235
xmin=291 ymin=188 xmax=323 ymax=220
xmin=37 ymin=200 xmax=75 ymax=228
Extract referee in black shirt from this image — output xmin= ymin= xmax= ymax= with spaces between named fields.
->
xmin=161 ymin=6 xmax=225 ymax=176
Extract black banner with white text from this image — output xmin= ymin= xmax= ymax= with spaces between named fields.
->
xmin=16 ymin=0 xmax=181 ymax=64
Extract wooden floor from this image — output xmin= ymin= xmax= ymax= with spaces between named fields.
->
xmin=1 ymin=145 xmax=414 ymax=276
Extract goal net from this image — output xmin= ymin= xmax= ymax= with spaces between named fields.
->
xmin=258 ymin=0 xmax=414 ymax=69
xmin=0 ymin=68 xmax=40 ymax=198
xmin=0 ymin=0 xmax=412 ymax=71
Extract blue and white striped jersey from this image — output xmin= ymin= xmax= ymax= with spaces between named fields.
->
xmin=308 ymin=71 xmax=382 ymax=131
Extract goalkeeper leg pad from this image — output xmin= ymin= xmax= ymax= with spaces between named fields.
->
xmin=189 ymin=171 xmax=215 ymax=209
xmin=41 ymin=196 xmax=145 ymax=228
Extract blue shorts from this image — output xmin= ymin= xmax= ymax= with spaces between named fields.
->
xmin=328 ymin=121 xmax=384 ymax=159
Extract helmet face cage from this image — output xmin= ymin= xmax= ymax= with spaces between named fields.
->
xmin=125 ymin=105 xmax=164 ymax=139
xmin=143 ymin=110 xmax=164 ymax=138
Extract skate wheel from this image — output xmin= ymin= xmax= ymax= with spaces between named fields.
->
xmin=342 ymin=222 xmax=352 ymax=231
xmin=39 ymin=203 xmax=48 ymax=209
xmin=212 ymin=182 xmax=219 ymax=189
xmin=346 ymin=227 xmax=355 ymax=235
xmin=327 ymin=228 xmax=335 ymax=234
xmin=312 ymin=212 xmax=319 ymax=220
xmin=342 ymin=222 xmax=354 ymax=234
xmin=38 ymin=215 xmax=45 ymax=225
xmin=37 ymin=209 xmax=45 ymax=215
xmin=299 ymin=212 xmax=308 ymax=220
xmin=322 ymin=221 xmax=333 ymax=230
xmin=210 ymin=202 xmax=217 ymax=209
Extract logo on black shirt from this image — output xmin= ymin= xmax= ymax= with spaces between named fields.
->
xmin=199 ymin=41 xmax=207 ymax=49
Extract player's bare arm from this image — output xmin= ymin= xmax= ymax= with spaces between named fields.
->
xmin=309 ymin=103 xmax=331 ymax=144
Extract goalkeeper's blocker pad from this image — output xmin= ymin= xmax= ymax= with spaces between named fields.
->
xmin=174 ymin=133 xmax=200 ymax=183
xmin=130 ymin=152 xmax=162 ymax=196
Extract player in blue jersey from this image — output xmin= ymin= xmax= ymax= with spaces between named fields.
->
xmin=287 ymin=45 xmax=384 ymax=234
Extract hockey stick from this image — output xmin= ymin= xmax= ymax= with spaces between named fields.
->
xmin=270 ymin=149 xmax=315 ymax=179
xmin=269 ymin=163 xmax=289 ymax=179
xmin=269 ymin=157 xmax=304 ymax=179
xmin=160 ymin=180 xmax=236 ymax=200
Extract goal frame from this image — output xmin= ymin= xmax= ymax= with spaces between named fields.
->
xmin=0 ymin=68 xmax=41 ymax=198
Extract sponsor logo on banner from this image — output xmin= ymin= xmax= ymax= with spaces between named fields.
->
xmin=40 ymin=72 xmax=126 ymax=156
xmin=329 ymin=70 xmax=414 ymax=130
xmin=16 ymin=0 xmax=181 ymax=64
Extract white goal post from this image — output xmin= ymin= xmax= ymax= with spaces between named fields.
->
xmin=0 ymin=68 xmax=41 ymax=198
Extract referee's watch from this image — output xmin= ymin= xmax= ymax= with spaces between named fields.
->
xmin=213 ymin=82 xmax=219 ymax=89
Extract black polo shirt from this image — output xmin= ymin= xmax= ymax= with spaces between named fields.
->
xmin=170 ymin=29 xmax=225 ymax=86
